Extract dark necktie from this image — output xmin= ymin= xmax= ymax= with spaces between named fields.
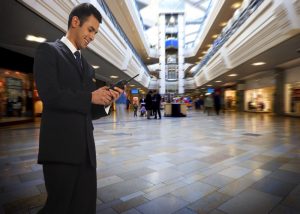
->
xmin=74 ymin=51 xmax=83 ymax=70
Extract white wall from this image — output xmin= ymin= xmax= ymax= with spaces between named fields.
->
xmin=245 ymin=73 xmax=276 ymax=90
xmin=285 ymin=66 xmax=300 ymax=83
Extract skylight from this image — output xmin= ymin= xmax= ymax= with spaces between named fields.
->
xmin=135 ymin=0 xmax=213 ymax=49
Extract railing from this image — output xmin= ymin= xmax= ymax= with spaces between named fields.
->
xmin=97 ymin=0 xmax=150 ymax=76
xmin=193 ymin=0 xmax=264 ymax=75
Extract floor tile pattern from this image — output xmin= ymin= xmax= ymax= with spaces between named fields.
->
xmin=0 ymin=111 xmax=299 ymax=213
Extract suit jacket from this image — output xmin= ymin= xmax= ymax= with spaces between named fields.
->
xmin=34 ymin=40 xmax=107 ymax=167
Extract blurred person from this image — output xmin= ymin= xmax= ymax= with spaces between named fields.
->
xmin=145 ymin=90 xmax=153 ymax=119
xmin=34 ymin=3 xmax=122 ymax=213
xmin=115 ymin=92 xmax=127 ymax=123
xmin=153 ymin=90 xmax=162 ymax=119
xmin=214 ymin=91 xmax=221 ymax=115
xmin=204 ymin=94 xmax=214 ymax=116
xmin=140 ymin=105 xmax=146 ymax=117
xmin=139 ymin=96 xmax=146 ymax=116
xmin=133 ymin=102 xmax=138 ymax=117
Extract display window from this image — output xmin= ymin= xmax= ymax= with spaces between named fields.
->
xmin=224 ymin=90 xmax=236 ymax=110
xmin=285 ymin=82 xmax=300 ymax=115
xmin=0 ymin=68 xmax=35 ymax=123
xmin=245 ymin=87 xmax=274 ymax=112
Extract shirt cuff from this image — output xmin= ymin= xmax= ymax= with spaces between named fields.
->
xmin=104 ymin=105 xmax=110 ymax=114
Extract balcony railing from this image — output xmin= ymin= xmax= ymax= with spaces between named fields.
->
xmin=193 ymin=0 xmax=264 ymax=76
xmin=97 ymin=0 xmax=150 ymax=76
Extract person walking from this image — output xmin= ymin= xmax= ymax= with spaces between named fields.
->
xmin=115 ymin=92 xmax=127 ymax=123
xmin=204 ymin=94 xmax=214 ymax=116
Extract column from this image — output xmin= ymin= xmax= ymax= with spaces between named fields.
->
xmin=236 ymin=81 xmax=245 ymax=112
xmin=158 ymin=14 xmax=166 ymax=95
xmin=177 ymin=13 xmax=184 ymax=94
xmin=274 ymin=68 xmax=285 ymax=115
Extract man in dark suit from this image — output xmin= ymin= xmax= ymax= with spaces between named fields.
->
xmin=34 ymin=3 xmax=122 ymax=213
xmin=153 ymin=90 xmax=162 ymax=119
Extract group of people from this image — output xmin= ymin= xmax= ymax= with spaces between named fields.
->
xmin=114 ymin=90 xmax=162 ymax=120
xmin=142 ymin=90 xmax=162 ymax=119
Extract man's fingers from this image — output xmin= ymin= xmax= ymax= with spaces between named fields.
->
xmin=113 ymin=87 xmax=123 ymax=94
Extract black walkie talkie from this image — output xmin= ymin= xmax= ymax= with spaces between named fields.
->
xmin=110 ymin=74 xmax=139 ymax=90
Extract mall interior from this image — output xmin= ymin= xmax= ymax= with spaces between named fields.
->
xmin=0 ymin=0 xmax=300 ymax=213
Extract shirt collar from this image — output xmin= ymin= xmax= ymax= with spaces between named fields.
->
xmin=60 ymin=36 xmax=80 ymax=57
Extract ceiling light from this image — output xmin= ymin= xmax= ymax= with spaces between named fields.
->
xmin=147 ymin=57 xmax=150 ymax=60
xmin=198 ymin=56 xmax=202 ymax=59
xmin=231 ymin=2 xmax=242 ymax=9
xmin=26 ymin=35 xmax=46 ymax=43
xmin=212 ymin=34 xmax=219 ymax=39
xmin=110 ymin=75 xmax=119 ymax=79
xmin=252 ymin=62 xmax=266 ymax=66
xmin=130 ymin=84 xmax=135 ymax=87
xmin=92 ymin=65 xmax=99 ymax=69
xmin=202 ymin=51 xmax=207 ymax=54
xmin=228 ymin=74 xmax=238 ymax=77
xmin=207 ymin=44 xmax=212 ymax=48
xmin=207 ymin=84 xmax=212 ymax=87
xmin=220 ymin=22 xmax=227 ymax=27
xmin=201 ymin=88 xmax=205 ymax=90
xmin=215 ymin=80 xmax=222 ymax=83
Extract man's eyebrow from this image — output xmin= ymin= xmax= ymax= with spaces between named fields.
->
xmin=90 ymin=26 xmax=98 ymax=33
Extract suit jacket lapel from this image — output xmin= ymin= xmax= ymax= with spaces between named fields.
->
xmin=81 ymin=57 xmax=93 ymax=85
xmin=55 ymin=40 xmax=83 ymax=79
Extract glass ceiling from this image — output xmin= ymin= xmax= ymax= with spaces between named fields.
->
xmin=135 ymin=0 xmax=213 ymax=49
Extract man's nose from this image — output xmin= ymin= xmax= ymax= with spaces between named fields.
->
xmin=90 ymin=33 xmax=95 ymax=41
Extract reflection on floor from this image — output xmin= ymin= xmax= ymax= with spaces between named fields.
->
xmin=0 ymin=111 xmax=299 ymax=214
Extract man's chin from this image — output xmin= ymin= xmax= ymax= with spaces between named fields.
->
xmin=80 ymin=44 xmax=88 ymax=49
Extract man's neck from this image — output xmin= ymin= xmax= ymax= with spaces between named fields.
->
xmin=66 ymin=33 xmax=78 ymax=50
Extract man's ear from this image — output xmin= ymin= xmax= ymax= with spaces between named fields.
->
xmin=71 ymin=16 xmax=80 ymax=28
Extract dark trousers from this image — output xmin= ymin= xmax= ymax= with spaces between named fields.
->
xmin=38 ymin=159 xmax=96 ymax=214
xmin=154 ymin=106 xmax=161 ymax=119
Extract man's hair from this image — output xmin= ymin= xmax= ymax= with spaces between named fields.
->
xmin=68 ymin=3 xmax=102 ymax=29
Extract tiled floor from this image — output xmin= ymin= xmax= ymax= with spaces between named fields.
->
xmin=0 ymin=110 xmax=299 ymax=214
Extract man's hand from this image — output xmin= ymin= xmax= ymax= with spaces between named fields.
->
xmin=109 ymin=87 xmax=123 ymax=102
xmin=91 ymin=86 xmax=113 ymax=106
xmin=91 ymin=86 xmax=123 ymax=106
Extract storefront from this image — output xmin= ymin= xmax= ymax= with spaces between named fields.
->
xmin=245 ymin=87 xmax=275 ymax=112
xmin=284 ymin=66 xmax=300 ymax=116
xmin=244 ymin=72 xmax=276 ymax=113
xmin=0 ymin=48 xmax=37 ymax=125
xmin=224 ymin=89 xmax=236 ymax=110
xmin=0 ymin=69 xmax=36 ymax=122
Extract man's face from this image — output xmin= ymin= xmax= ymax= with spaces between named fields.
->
xmin=73 ymin=15 xmax=99 ymax=50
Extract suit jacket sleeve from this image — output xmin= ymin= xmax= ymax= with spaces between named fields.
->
xmin=87 ymin=66 xmax=110 ymax=120
xmin=91 ymin=104 xmax=109 ymax=120
xmin=34 ymin=43 xmax=91 ymax=114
